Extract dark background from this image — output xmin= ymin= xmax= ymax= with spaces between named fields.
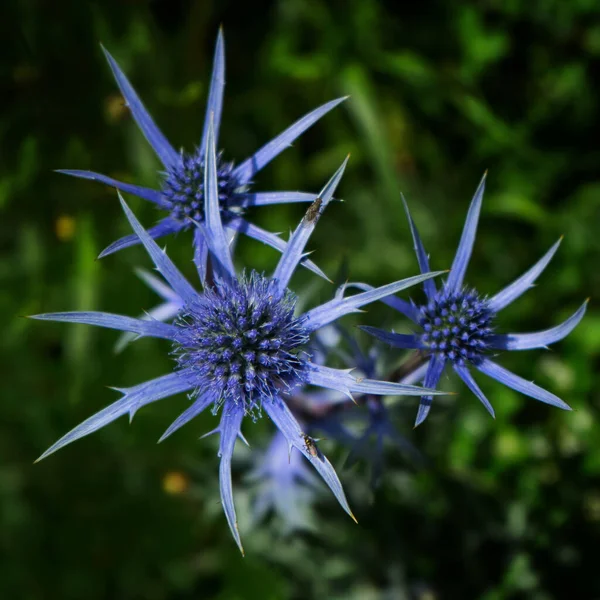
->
xmin=2 ymin=0 xmax=600 ymax=598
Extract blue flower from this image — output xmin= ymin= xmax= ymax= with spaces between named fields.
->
xmin=361 ymin=174 xmax=588 ymax=427
xmin=58 ymin=29 xmax=345 ymax=282
xmin=247 ymin=430 xmax=322 ymax=533
xmin=32 ymin=134 xmax=447 ymax=553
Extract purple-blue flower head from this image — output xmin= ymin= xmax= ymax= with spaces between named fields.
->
xmin=361 ymin=173 xmax=587 ymax=427
xmin=32 ymin=140 xmax=448 ymax=554
xmin=58 ymin=29 xmax=345 ymax=283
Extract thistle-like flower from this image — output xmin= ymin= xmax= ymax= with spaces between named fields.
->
xmin=362 ymin=174 xmax=587 ymax=426
xmin=58 ymin=29 xmax=345 ymax=281
xmin=32 ymin=131 xmax=447 ymax=553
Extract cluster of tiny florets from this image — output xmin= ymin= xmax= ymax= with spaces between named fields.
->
xmin=172 ymin=272 xmax=310 ymax=418
xmin=417 ymin=288 xmax=494 ymax=365
xmin=162 ymin=149 xmax=243 ymax=225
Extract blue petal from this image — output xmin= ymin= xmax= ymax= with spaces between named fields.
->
xmin=415 ymin=354 xmax=446 ymax=427
xmin=446 ymin=173 xmax=487 ymax=293
xmin=488 ymin=237 xmax=563 ymax=312
xmin=359 ymin=326 xmax=423 ymax=349
xmin=304 ymin=272 xmax=445 ymax=332
xmin=233 ymin=97 xmax=348 ymax=183
xmin=272 ymin=157 xmax=348 ymax=293
xmin=344 ymin=283 xmax=419 ymax=323
xmin=202 ymin=118 xmax=236 ymax=280
xmin=263 ymin=397 xmax=356 ymax=523
xmin=101 ymin=46 xmax=178 ymax=168
xmin=134 ymin=268 xmax=181 ymax=303
xmin=351 ymin=377 xmax=446 ymax=397
xmin=158 ymin=392 xmax=214 ymax=442
xmin=36 ymin=371 xmax=194 ymax=461
xmin=114 ymin=301 xmax=181 ymax=353
xmin=304 ymin=366 xmax=356 ymax=402
xmin=193 ymin=226 xmax=208 ymax=286
xmin=29 ymin=311 xmax=178 ymax=340
xmin=56 ymin=170 xmax=170 ymax=208
xmin=454 ymin=363 xmax=495 ymax=418
xmin=399 ymin=360 xmax=429 ymax=386
xmin=350 ymin=379 xmax=448 ymax=396
xmin=200 ymin=29 xmax=225 ymax=156
xmin=98 ymin=217 xmax=182 ymax=259
xmin=118 ymin=195 xmax=200 ymax=305
xmin=476 ymin=358 xmax=572 ymax=410
xmin=489 ymin=301 xmax=587 ymax=351
xmin=224 ymin=216 xmax=328 ymax=281
xmin=217 ymin=403 xmax=246 ymax=555
xmin=402 ymin=195 xmax=436 ymax=300
xmin=305 ymin=364 xmax=447 ymax=399
xmin=114 ymin=270 xmax=184 ymax=353
xmin=235 ymin=191 xmax=317 ymax=208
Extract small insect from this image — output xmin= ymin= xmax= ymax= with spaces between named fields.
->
xmin=305 ymin=197 xmax=323 ymax=223
xmin=301 ymin=433 xmax=320 ymax=458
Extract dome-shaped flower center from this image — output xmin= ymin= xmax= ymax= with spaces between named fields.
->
xmin=173 ymin=273 xmax=309 ymax=418
xmin=162 ymin=149 xmax=243 ymax=226
xmin=417 ymin=289 xmax=494 ymax=365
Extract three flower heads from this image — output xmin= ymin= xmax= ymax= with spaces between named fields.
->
xmin=32 ymin=31 xmax=448 ymax=554
xmin=32 ymin=30 xmax=587 ymax=553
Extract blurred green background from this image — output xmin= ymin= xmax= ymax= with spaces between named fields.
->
xmin=2 ymin=0 xmax=600 ymax=598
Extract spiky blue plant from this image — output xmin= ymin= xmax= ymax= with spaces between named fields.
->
xmin=58 ymin=29 xmax=344 ymax=282
xmin=361 ymin=174 xmax=588 ymax=427
xmin=32 ymin=133 xmax=448 ymax=554
xmin=248 ymin=430 xmax=322 ymax=533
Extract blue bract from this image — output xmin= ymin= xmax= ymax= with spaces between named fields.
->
xmin=58 ymin=29 xmax=346 ymax=282
xmin=361 ymin=174 xmax=588 ymax=426
xmin=248 ymin=430 xmax=322 ymax=533
xmin=32 ymin=134 xmax=449 ymax=554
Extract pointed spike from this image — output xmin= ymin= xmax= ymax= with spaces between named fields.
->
xmin=200 ymin=426 xmax=221 ymax=440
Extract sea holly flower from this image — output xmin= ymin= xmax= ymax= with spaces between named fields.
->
xmin=361 ymin=174 xmax=588 ymax=426
xmin=58 ymin=29 xmax=345 ymax=282
xmin=32 ymin=138 xmax=447 ymax=553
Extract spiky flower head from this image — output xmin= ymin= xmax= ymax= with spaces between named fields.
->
xmin=417 ymin=288 xmax=494 ymax=365
xmin=33 ymin=141 xmax=448 ymax=554
xmin=173 ymin=272 xmax=310 ymax=418
xmin=58 ymin=29 xmax=345 ymax=283
xmin=362 ymin=174 xmax=587 ymax=426
xmin=163 ymin=152 xmax=241 ymax=225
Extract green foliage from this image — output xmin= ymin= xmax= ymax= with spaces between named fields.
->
xmin=2 ymin=0 xmax=599 ymax=597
